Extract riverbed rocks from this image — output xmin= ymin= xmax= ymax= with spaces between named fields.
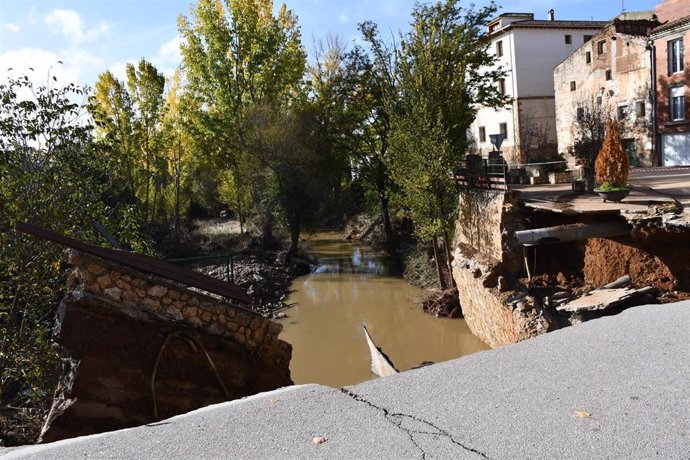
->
xmin=199 ymin=253 xmax=312 ymax=316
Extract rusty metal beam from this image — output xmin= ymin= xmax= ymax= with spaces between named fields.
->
xmin=16 ymin=223 xmax=252 ymax=305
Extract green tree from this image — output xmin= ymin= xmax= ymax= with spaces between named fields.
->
xmin=0 ymin=74 xmax=149 ymax=443
xmin=161 ymin=70 xmax=194 ymax=240
xmin=348 ymin=23 xmax=399 ymax=251
xmin=89 ymin=70 xmax=139 ymax=205
xmin=242 ymin=105 xmax=324 ymax=256
xmin=178 ymin=0 xmax=307 ymax=241
xmin=89 ymin=60 xmax=166 ymax=226
xmin=389 ymin=0 xmax=507 ymax=287
xmin=126 ymin=59 xmax=166 ymax=224
xmin=305 ymin=36 xmax=360 ymax=222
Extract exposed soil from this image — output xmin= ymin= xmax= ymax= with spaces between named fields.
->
xmin=584 ymin=238 xmax=684 ymax=291
xmin=421 ymin=287 xmax=463 ymax=318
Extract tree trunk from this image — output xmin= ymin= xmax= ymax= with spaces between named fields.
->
xmin=174 ymin=136 xmax=181 ymax=243
xmin=380 ymin=194 xmax=395 ymax=252
xmin=287 ymin=228 xmax=299 ymax=261
xmin=262 ymin=208 xmax=274 ymax=250
xmin=443 ymin=232 xmax=456 ymax=288
xmin=432 ymin=235 xmax=447 ymax=290
xmin=151 ymin=184 xmax=159 ymax=225
xmin=236 ymin=195 xmax=244 ymax=235
xmin=144 ymin=135 xmax=151 ymax=225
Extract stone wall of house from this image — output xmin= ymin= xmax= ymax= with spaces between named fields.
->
xmin=40 ymin=250 xmax=292 ymax=443
xmin=554 ymin=23 xmax=656 ymax=167
xmin=656 ymin=0 xmax=690 ymax=22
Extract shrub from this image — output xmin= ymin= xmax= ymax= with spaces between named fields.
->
xmin=595 ymin=119 xmax=629 ymax=188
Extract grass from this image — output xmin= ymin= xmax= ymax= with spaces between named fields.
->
xmin=596 ymin=184 xmax=628 ymax=192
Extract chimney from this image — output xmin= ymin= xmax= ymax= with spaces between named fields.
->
xmin=547 ymin=9 xmax=555 ymax=21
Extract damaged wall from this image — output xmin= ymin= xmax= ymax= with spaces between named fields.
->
xmin=40 ymin=250 xmax=292 ymax=443
xmin=452 ymin=244 xmax=552 ymax=348
xmin=452 ymin=189 xmax=555 ymax=348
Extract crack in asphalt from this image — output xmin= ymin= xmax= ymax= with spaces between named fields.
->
xmin=340 ymin=388 xmax=489 ymax=459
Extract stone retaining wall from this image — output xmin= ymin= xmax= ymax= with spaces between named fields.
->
xmin=40 ymin=250 xmax=292 ymax=442
xmin=70 ymin=250 xmax=285 ymax=355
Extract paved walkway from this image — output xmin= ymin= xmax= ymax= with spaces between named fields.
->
xmin=5 ymin=301 xmax=690 ymax=459
xmin=512 ymin=167 xmax=690 ymax=220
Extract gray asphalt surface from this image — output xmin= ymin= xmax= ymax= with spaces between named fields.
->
xmin=4 ymin=301 xmax=690 ymax=459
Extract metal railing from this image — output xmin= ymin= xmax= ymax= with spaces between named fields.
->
xmin=166 ymin=253 xmax=236 ymax=284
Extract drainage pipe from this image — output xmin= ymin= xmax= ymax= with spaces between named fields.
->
xmin=515 ymin=222 xmax=632 ymax=246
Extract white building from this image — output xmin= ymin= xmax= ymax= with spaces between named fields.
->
xmin=471 ymin=11 xmax=606 ymax=164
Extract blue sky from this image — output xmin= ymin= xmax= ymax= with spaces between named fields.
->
xmin=0 ymin=0 xmax=661 ymax=90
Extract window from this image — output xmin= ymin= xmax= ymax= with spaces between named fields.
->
xmin=489 ymin=24 xmax=497 ymax=33
xmin=577 ymin=107 xmax=585 ymax=120
xmin=479 ymin=126 xmax=486 ymax=142
xmin=670 ymin=86 xmax=685 ymax=121
xmin=605 ymin=70 xmax=612 ymax=80
xmin=622 ymin=139 xmax=638 ymax=167
xmin=499 ymin=123 xmax=508 ymax=137
xmin=565 ymin=34 xmax=572 ymax=44
xmin=584 ymin=35 xmax=593 ymax=43
xmin=498 ymin=78 xmax=506 ymax=95
xmin=496 ymin=40 xmax=503 ymax=57
xmin=597 ymin=40 xmax=605 ymax=55
xmin=617 ymin=105 xmax=628 ymax=121
xmin=586 ymin=51 xmax=591 ymax=64
xmin=570 ymin=81 xmax=576 ymax=91
xmin=668 ymin=39 xmax=684 ymax=74
xmin=597 ymin=96 xmax=602 ymax=105
xmin=636 ymin=101 xmax=646 ymax=117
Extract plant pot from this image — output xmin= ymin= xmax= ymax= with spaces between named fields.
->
xmin=594 ymin=188 xmax=630 ymax=203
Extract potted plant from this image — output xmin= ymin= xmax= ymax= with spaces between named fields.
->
xmin=594 ymin=119 xmax=630 ymax=202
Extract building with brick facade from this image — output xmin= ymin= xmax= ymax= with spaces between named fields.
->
xmin=554 ymin=12 xmax=660 ymax=168
xmin=470 ymin=11 xmax=606 ymax=164
xmin=651 ymin=0 xmax=690 ymax=165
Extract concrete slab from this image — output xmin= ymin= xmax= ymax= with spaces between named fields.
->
xmin=511 ymin=167 xmax=690 ymax=225
xmin=4 ymin=301 xmax=690 ymax=459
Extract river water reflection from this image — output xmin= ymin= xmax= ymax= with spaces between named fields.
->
xmin=278 ymin=232 xmax=489 ymax=388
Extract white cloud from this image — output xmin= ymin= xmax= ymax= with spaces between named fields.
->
xmin=2 ymin=23 xmax=20 ymax=33
xmin=0 ymin=47 xmax=105 ymax=92
xmin=339 ymin=12 xmax=349 ymax=25
xmin=27 ymin=7 xmax=38 ymax=25
xmin=108 ymin=60 xmax=130 ymax=82
xmin=157 ymin=35 xmax=181 ymax=65
xmin=45 ymin=9 xmax=85 ymax=42
xmin=44 ymin=9 xmax=110 ymax=43
xmin=85 ymin=22 xmax=111 ymax=41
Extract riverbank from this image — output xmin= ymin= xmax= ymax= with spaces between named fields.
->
xmin=166 ymin=219 xmax=314 ymax=317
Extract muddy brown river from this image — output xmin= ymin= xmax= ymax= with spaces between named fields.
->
xmin=278 ymin=232 xmax=489 ymax=388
